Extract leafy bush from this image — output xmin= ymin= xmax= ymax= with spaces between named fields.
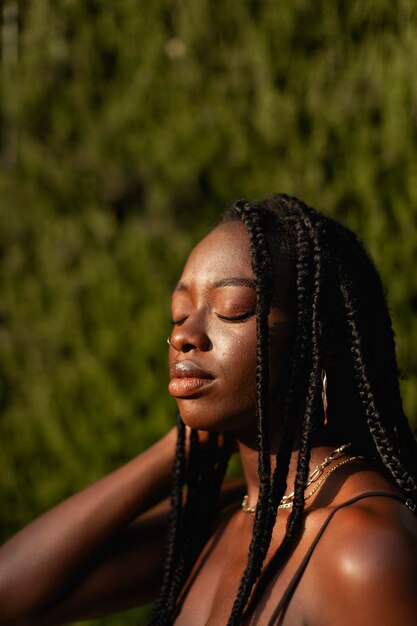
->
xmin=1 ymin=1 xmax=416 ymax=623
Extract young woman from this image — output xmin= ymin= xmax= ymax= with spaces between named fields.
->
xmin=0 ymin=195 xmax=416 ymax=625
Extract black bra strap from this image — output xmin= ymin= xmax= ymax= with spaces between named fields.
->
xmin=267 ymin=491 xmax=409 ymax=626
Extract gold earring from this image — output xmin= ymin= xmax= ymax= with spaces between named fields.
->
xmin=321 ymin=369 xmax=328 ymax=426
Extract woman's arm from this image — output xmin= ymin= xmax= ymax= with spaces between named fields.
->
xmin=0 ymin=428 xmax=178 ymax=625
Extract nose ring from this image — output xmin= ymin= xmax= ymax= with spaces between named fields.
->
xmin=167 ymin=336 xmax=173 ymax=347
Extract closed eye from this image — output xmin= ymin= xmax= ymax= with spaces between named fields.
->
xmin=170 ymin=317 xmax=187 ymax=326
xmin=216 ymin=308 xmax=255 ymax=322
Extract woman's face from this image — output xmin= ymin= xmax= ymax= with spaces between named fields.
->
xmin=168 ymin=221 xmax=291 ymax=440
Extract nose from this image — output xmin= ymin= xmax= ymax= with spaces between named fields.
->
xmin=168 ymin=319 xmax=211 ymax=353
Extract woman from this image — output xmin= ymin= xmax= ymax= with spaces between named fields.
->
xmin=0 ymin=195 xmax=416 ymax=625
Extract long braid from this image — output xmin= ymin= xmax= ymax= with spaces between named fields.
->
xmin=227 ymin=202 xmax=274 ymax=625
xmin=182 ymin=430 xmax=234 ymax=572
xmin=149 ymin=414 xmax=186 ymax=625
xmin=234 ymin=201 xmax=273 ymax=478
xmin=269 ymin=217 xmax=311 ymax=494
xmin=249 ymin=213 xmax=316 ymax=611
xmin=339 ymin=270 xmax=416 ymax=497
xmin=335 ymin=226 xmax=417 ymax=483
xmin=281 ymin=213 xmax=324 ymax=548
xmin=169 ymin=431 xmax=234 ymax=619
xmin=151 ymin=424 xmax=234 ymax=625
xmin=164 ymin=428 xmax=201 ymax=613
xmin=263 ymin=205 xmax=325 ymax=594
xmin=375 ymin=306 xmax=417 ymax=474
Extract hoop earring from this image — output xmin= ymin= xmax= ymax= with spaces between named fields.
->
xmin=321 ymin=369 xmax=328 ymax=426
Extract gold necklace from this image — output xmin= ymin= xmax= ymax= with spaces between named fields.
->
xmin=277 ymin=455 xmax=365 ymax=509
xmin=241 ymin=443 xmax=365 ymax=514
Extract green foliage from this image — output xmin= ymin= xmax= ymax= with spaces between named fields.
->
xmin=0 ymin=199 xmax=188 ymax=527
xmin=1 ymin=0 xmax=416 ymax=623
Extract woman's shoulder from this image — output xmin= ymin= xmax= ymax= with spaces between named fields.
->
xmin=325 ymin=489 xmax=417 ymax=569
xmin=308 ymin=487 xmax=417 ymax=625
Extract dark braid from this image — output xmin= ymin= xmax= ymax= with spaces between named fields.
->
xmin=150 ymin=414 xmax=186 ymax=625
xmin=226 ymin=201 xmax=274 ymax=625
xmin=275 ymin=217 xmax=322 ymax=551
xmin=339 ymin=270 xmax=416 ymax=496
xmin=329 ymin=222 xmax=417 ymax=495
xmin=150 ymin=422 xmax=234 ymax=625
xmin=150 ymin=194 xmax=417 ymax=625
xmin=270 ymin=218 xmax=311 ymax=508
xmin=163 ymin=428 xmax=200 ymax=612
xmin=249 ymin=213 xmax=317 ymax=612
xmin=250 ymin=203 xmax=327 ymax=616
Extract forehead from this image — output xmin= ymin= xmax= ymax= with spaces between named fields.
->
xmin=176 ymin=220 xmax=293 ymax=313
xmin=180 ymin=221 xmax=252 ymax=283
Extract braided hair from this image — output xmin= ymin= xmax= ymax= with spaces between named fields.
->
xmin=150 ymin=194 xmax=417 ymax=625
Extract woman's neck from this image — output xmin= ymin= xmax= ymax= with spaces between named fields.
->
xmin=237 ymin=438 xmax=342 ymax=509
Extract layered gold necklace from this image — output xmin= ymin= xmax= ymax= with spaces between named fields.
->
xmin=241 ymin=443 xmax=365 ymax=513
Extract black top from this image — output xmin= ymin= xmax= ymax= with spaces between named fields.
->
xmin=267 ymin=491 xmax=411 ymax=626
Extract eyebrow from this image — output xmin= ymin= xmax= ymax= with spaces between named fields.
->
xmin=174 ymin=277 xmax=256 ymax=292
xmin=213 ymin=277 xmax=255 ymax=289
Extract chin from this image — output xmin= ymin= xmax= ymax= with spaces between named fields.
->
xmin=177 ymin=399 xmax=255 ymax=434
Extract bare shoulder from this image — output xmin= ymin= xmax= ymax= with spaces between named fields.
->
xmin=310 ymin=494 xmax=417 ymax=625
xmin=332 ymin=496 xmax=417 ymax=576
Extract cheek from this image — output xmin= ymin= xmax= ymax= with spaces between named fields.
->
xmin=217 ymin=330 xmax=256 ymax=371
xmin=215 ymin=323 xmax=257 ymax=383
xmin=175 ymin=324 xmax=259 ymax=431
xmin=207 ymin=325 xmax=259 ymax=425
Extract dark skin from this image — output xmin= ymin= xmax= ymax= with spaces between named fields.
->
xmin=0 ymin=222 xmax=416 ymax=625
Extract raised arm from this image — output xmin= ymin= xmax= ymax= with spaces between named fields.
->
xmin=0 ymin=428 xmax=178 ymax=625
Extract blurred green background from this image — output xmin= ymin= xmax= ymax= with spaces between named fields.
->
xmin=1 ymin=1 xmax=416 ymax=623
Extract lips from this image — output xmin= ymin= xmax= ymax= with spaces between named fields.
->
xmin=168 ymin=360 xmax=215 ymax=398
